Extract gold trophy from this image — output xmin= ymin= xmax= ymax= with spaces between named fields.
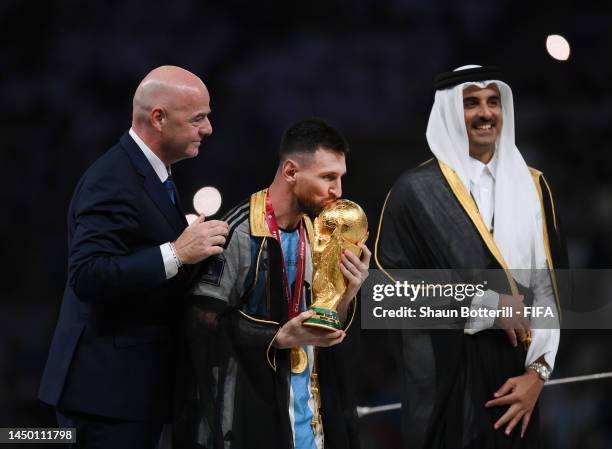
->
xmin=303 ymin=199 xmax=368 ymax=331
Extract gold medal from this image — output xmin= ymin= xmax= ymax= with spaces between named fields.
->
xmin=290 ymin=347 xmax=308 ymax=374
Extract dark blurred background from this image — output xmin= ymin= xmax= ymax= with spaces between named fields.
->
xmin=2 ymin=0 xmax=611 ymax=447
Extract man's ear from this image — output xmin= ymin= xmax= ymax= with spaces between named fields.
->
xmin=282 ymin=159 xmax=299 ymax=184
xmin=150 ymin=106 xmax=166 ymax=132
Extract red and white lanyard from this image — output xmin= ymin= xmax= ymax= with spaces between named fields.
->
xmin=265 ymin=193 xmax=306 ymax=319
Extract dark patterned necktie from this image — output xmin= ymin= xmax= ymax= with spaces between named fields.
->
xmin=163 ymin=175 xmax=177 ymax=205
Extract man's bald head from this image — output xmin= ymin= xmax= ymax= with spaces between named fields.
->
xmin=131 ymin=66 xmax=212 ymax=165
xmin=132 ymin=66 xmax=208 ymax=124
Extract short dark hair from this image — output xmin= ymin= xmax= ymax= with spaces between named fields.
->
xmin=279 ymin=118 xmax=349 ymax=161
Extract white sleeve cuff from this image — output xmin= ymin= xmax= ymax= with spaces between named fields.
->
xmin=525 ymin=328 xmax=559 ymax=370
xmin=464 ymin=290 xmax=499 ymax=335
xmin=160 ymin=243 xmax=179 ymax=279
xmin=525 ymin=268 xmax=559 ymax=370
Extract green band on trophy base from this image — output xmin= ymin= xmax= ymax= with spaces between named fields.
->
xmin=303 ymin=307 xmax=341 ymax=331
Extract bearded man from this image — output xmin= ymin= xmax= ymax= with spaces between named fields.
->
xmin=376 ymin=65 xmax=568 ymax=448
xmin=180 ymin=118 xmax=370 ymax=449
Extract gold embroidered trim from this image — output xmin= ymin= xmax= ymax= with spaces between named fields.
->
xmin=541 ymin=176 xmax=558 ymax=231
xmin=250 ymin=189 xmax=274 ymax=237
xmin=303 ymin=215 xmax=315 ymax=255
xmin=237 ymin=310 xmax=280 ymax=370
xmin=374 ymin=190 xmax=397 ymax=283
xmin=419 ymin=157 xmax=434 ymax=167
xmin=237 ymin=309 xmax=279 ymax=326
xmin=529 ymin=169 xmax=562 ymax=320
xmin=438 ymin=160 xmax=519 ymax=296
xmin=343 ymin=296 xmax=358 ymax=331
xmin=374 ymin=159 xmax=433 ymax=282
xmin=266 ymin=328 xmax=281 ymax=372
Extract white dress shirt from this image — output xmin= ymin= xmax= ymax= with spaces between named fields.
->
xmin=463 ymin=154 xmax=559 ymax=370
xmin=129 ymin=128 xmax=180 ymax=280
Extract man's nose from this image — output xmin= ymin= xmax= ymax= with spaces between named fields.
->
xmin=330 ymin=180 xmax=342 ymax=199
xmin=478 ymin=104 xmax=493 ymax=120
xmin=200 ymin=118 xmax=213 ymax=137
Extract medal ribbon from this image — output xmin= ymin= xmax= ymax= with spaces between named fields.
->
xmin=265 ymin=193 xmax=306 ymax=319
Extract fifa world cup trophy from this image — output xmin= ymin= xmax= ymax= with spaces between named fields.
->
xmin=303 ymin=199 xmax=368 ymax=331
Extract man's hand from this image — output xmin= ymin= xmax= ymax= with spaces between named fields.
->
xmin=485 ymin=369 xmax=545 ymax=438
xmin=273 ymin=311 xmax=346 ymax=349
xmin=495 ymin=294 xmax=531 ymax=347
xmin=174 ymin=215 xmax=229 ymax=265
xmin=337 ymin=243 xmax=371 ymax=321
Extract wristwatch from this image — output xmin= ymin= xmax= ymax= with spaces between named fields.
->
xmin=528 ymin=362 xmax=551 ymax=381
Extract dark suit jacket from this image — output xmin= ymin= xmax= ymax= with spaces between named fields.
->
xmin=39 ymin=132 xmax=193 ymax=422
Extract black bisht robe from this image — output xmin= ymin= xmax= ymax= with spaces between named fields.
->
xmin=173 ymin=209 xmax=360 ymax=449
xmin=376 ymin=159 xmax=568 ymax=449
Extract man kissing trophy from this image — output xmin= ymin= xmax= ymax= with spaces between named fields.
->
xmin=305 ymin=199 xmax=369 ymax=330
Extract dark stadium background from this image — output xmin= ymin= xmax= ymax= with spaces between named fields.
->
xmin=2 ymin=1 xmax=611 ymax=447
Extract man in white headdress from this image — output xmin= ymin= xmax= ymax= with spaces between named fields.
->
xmin=376 ymin=65 xmax=568 ymax=448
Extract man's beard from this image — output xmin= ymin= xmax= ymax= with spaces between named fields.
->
xmin=296 ymin=194 xmax=325 ymax=219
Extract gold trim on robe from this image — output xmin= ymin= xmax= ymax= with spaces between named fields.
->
xmin=373 ymin=159 xmax=565 ymax=349
xmin=250 ymin=189 xmax=274 ymax=237
xmin=250 ymin=188 xmax=316 ymax=245
xmin=374 ymin=190 xmax=397 ymax=283
xmin=528 ymin=168 xmax=562 ymax=320
xmin=438 ymin=159 xmax=519 ymax=296
xmin=247 ymin=188 xmax=320 ymax=369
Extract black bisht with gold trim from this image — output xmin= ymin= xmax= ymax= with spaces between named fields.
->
xmin=174 ymin=189 xmax=360 ymax=449
xmin=375 ymin=159 xmax=568 ymax=449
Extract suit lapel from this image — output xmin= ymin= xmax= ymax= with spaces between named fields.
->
xmin=120 ymin=132 xmax=186 ymax=234
xmin=173 ymin=185 xmax=189 ymax=227
xmin=143 ymin=176 xmax=186 ymax=233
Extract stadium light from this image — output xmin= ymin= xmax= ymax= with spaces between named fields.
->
xmin=546 ymin=34 xmax=570 ymax=61
xmin=193 ymin=186 xmax=223 ymax=217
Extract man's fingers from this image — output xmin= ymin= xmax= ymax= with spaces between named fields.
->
xmin=317 ymin=331 xmax=346 ymax=347
xmin=296 ymin=310 xmax=315 ymax=324
xmin=339 ymin=262 xmax=359 ymax=284
xmin=201 ymin=219 xmax=227 ymax=227
xmin=209 ymin=225 xmax=229 ymax=237
xmin=205 ymin=246 xmax=224 ymax=257
xmin=325 ymin=333 xmax=346 ymax=347
xmin=342 ymin=250 xmax=362 ymax=267
xmin=200 ymin=219 xmax=228 ymax=227
xmin=521 ymin=317 xmax=531 ymax=332
xmin=341 ymin=254 xmax=361 ymax=277
xmin=520 ymin=411 xmax=532 ymax=438
xmin=485 ymin=393 xmax=517 ymax=408
xmin=495 ymin=379 xmax=515 ymax=398
xmin=202 ymin=222 xmax=229 ymax=236
xmin=505 ymin=328 xmax=518 ymax=347
xmin=324 ymin=330 xmax=344 ymax=340
xmin=494 ymin=403 xmax=520 ymax=430
xmin=516 ymin=326 xmax=526 ymax=343
xmin=495 ymin=379 xmax=515 ymax=397
xmin=359 ymin=243 xmax=372 ymax=264
xmin=505 ymin=410 xmax=525 ymax=435
xmin=208 ymin=235 xmax=227 ymax=247
xmin=189 ymin=214 xmax=206 ymax=226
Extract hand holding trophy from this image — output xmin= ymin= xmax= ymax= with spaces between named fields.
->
xmin=303 ymin=199 xmax=369 ymax=331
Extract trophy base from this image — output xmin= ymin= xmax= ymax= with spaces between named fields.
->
xmin=303 ymin=307 xmax=341 ymax=331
